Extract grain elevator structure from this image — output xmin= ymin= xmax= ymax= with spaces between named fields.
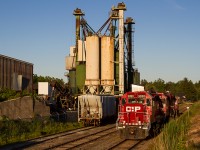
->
xmin=65 ymin=2 xmax=140 ymax=96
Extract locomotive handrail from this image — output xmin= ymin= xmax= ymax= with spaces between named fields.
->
xmin=118 ymin=111 xmax=147 ymax=115
xmin=118 ymin=111 xmax=149 ymax=125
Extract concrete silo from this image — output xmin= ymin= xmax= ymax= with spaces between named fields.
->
xmin=101 ymin=36 xmax=114 ymax=94
xmin=85 ymin=35 xmax=100 ymax=94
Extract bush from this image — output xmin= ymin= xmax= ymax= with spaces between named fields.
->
xmin=151 ymin=101 xmax=200 ymax=150
xmin=0 ymin=117 xmax=83 ymax=146
xmin=0 ymin=88 xmax=29 ymax=102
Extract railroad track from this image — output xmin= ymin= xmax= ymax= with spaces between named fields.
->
xmin=1 ymin=123 xmax=147 ymax=150
xmin=107 ymin=139 xmax=144 ymax=150
xmin=50 ymin=125 xmax=116 ymax=149
xmin=2 ymin=105 xmax=192 ymax=150
xmin=1 ymin=126 xmax=96 ymax=150
xmin=8 ymin=124 xmax=115 ymax=150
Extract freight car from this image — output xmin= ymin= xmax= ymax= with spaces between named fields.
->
xmin=151 ymin=92 xmax=170 ymax=123
xmin=164 ymin=92 xmax=179 ymax=118
xmin=116 ymin=91 xmax=166 ymax=139
xmin=78 ymin=95 xmax=117 ymax=126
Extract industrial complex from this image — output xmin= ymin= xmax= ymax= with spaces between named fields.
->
xmin=65 ymin=2 xmax=140 ymax=97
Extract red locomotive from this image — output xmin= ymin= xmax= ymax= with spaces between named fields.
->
xmin=116 ymin=91 xmax=166 ymax=139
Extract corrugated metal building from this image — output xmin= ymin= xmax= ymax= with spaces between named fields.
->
xmin=0 ymin=54 xmax=33 ymax=92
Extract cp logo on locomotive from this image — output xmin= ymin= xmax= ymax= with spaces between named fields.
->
xmin=126 ymin=106 xmax=141 ymax=112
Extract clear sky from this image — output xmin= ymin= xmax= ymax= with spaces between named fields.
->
xmin=0 ymin=0 xmax=199 ymax=83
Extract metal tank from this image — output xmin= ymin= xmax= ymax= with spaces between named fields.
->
xmin=85 ymin=35 xmax=100 ymax=94
xmin=69 ymin=70 xmax=76 ymax=94
xmin=65 ymin=46 xmax=76 ymax=70
xmin=76 ymin=64 xmax=86 ymax=93
xmin=65 ymin=56 xmax=76 ymax=70
xmin=78 ymin=40 xmax=86 ymax=62
xmin=101 ymin=36 xmax=114 ymax=94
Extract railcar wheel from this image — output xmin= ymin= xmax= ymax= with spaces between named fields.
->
xmin=83 ymin=121 xmax=87 ymax=127
xmin=95 ymin=120 xmax=100 ymax=126
xmin=84 ymin=120 xmax=89 ymax=126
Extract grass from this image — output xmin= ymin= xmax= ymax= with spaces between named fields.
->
xmin=150 ymin=101 xmax=200 ymax=150
xmin=0 ymin=117 xmax=83 ymax=146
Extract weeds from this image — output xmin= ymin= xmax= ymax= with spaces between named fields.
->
xmin=0 ymin=117 xmax=83 ymax=146
xmin=151 ymin=101 xmax=200 ymax=150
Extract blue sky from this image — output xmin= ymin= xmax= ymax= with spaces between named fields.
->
xmin=0 ymin=0 xmax=199 ymax=83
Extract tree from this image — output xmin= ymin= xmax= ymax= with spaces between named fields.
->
xmin=140 ymin=78 xmax=199 ymax=101
xmin=165 ymin=81 xmax=176 ymax=94
xmin=194 ymin=81 xmax=200 ymax=101
xmin=153 ymin=78 xmax=165 ymax=92
xmin=141 ymin=79 xmax=148 ymax=86
xmin=33 ymin=74 xmax=65 ymax=85
xmin=175 ymin=78 xmax=198 ymax=101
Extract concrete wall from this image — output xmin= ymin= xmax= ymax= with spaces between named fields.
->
xmin=0 ymin=96 xmax=50 ymax=120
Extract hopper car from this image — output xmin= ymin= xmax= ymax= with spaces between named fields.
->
xmin=78 ymin=95 xmax=117 ymax=126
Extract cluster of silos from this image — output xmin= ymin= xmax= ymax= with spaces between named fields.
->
xmin=84 ymin=35 xmax=114 ymax=94
xmin=66 ymin=35 xmax=115 ymax=95
xmin=65 ymin=2 xmax=140 ymax=96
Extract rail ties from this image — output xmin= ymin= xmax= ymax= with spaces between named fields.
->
xmin=1 ymin=126 xmax=95 ymax=150
xmin=108 ymin=139 xmax=144 ymax=150
xmin=46 ymin=124 xmax=116 ymax=150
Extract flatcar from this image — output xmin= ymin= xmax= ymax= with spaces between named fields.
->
xmin=116 ymin=91 xmax=165 ymax=139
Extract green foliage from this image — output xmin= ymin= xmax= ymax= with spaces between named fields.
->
xmin=0 ymin=74 xmax=65 ymax=102
xmin=194 ymin=81 xmax=200 ymax=101
xmin=176 ymin=78 xmax=198 ymax=101
xmin=0 ymin=89 xmax=20 ymax=102
xmin=151 ymin=101 xmax=200 ymax=150
xmin=165 ymin=82 xmax=176 ymax=94
xmin=153 ymin=78 xmax=165 ymax=92
xmin=0 ymin=117 xmax=83 ymax=146
xmin=141 ymin=77 xmax=199 ymax=101
xmin=33 ymin=74 xmax=65 ymax=85
xmin=0 ymin=88 xmax=31 ymax=102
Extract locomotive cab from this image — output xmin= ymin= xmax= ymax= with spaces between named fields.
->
xmin=116 ymin=91 xmax=153 ymax=139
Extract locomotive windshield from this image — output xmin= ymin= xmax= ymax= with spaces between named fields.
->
xmin=128 ymin=95 xmax=136 ymax=103
xmin=127 ymin=94 xmax=145 ymax=104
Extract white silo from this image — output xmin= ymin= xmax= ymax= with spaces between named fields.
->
xmin=85 ymin=35 xmax=100 ymax=94
xmin=101 ymin=36 xmax=114 ymax=93
xmin=78 ymin=40 xmax=86 ymax=62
